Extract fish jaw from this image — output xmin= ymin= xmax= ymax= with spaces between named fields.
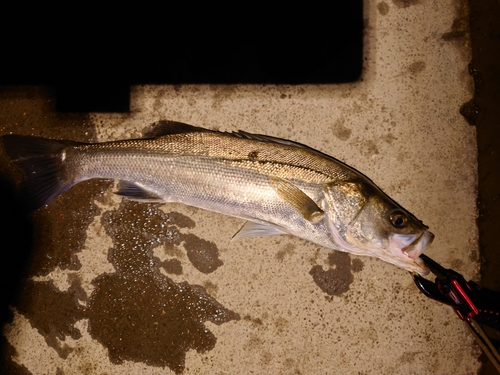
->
xmin=388 ymin=230 xmax=434 ymax=274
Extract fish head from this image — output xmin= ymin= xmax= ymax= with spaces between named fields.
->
xmin=324 ymin=180 xmax=433 ymax=274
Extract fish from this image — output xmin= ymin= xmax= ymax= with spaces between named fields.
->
xmin=1 ymin=120 xmax=433 ymax=274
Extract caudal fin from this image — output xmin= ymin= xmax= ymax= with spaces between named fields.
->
xmin=1 ymin=135 xmax=76 ymax=211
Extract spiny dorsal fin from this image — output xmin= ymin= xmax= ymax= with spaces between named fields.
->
xmin=142 ymin=120 xmax=212 ymax=138
xmin=230 ymin=130 xmax=307 ymax=148
xmin=269 ymin=176 xmax=324 ymax=222
xmin=143 ymin=121 xmax=308 ymax=150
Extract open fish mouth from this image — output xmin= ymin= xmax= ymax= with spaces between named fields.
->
xmin=389 ymin=230 xmax=435 ymax=260
xmin=405 ymin=230 xmax=434 ymax=259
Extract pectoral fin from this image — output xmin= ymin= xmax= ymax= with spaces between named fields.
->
xmin=115 ymin=181 xmax=165 ymax=203
xmin=232 ymin=220 xmax=289 ymax=241
xmin=269 ymin=176 xmax=324 ymax=222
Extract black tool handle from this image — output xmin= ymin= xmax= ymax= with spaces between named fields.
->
xmin=469 ymin=282 xmax=500 ymax=331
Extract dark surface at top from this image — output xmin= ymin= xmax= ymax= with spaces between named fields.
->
xmin=0 ymin=3 xmax=363 ymax=112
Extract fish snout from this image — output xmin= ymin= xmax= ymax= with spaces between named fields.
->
xmin=389 ymin=230 xmax=434 ymax=259
xmin=406 ymin=230 xmax=434 ymax=259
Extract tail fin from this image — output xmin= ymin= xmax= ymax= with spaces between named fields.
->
xmin=1 ymin=135 xmax=76 ymax=211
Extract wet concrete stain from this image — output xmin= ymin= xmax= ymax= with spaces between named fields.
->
xmin=351 ymin=258 xmax=364 ymax=273
xmin=210 ymin=85 xmax=237 ymax=110
xmin=244 ymin=315 xmax=264 ymax=326
xmin=441 ymin=15 xmax=469 ymax=41
xmin=154 ymin=211 xmax=222 ymax=274
xmin=381 ymin=132 xmax=397 ymax=145
xmin=309 ymin=252 xmax=363 ymax=296
xmin=274 ymin=316 xmax=289 ymax=335
xmin=165 ymin=211 xmax=196 ymax=229
xmin=29 ymin=180 xmax=111 ymax=277
xmin=391 ymin=0 xmax=419 ymax=8
xmin=450 ymin=258 xmax=464 ymax=270
xmin=86 ymin=200 xmax=238 ymax=374
xmin=460 ymin=98 xmax=479 ymax=125
xmin=440 ymin=0 xmax=471 ymax=66
xmin=331 ymin=117 xmax=352 ymax=141
xmin=202 ymin=280 xmax=219 ymax=297
xmin=275 ymin=242 xmax=296 ymax=262
xmin=358 ymin=138 xmax=379 ymax=156
xmin=182 ymin=233 xmax=223 ymax=273
xmin=407 ymin=61 xmax=426 ymax=76
xmin=15 ymin=280 xmax=85 ymax=359
xmin=67 ymin=273 xmax=89 ymax=302
xmin=377 ymin=2 xmax=390 ymax=16
xmin=159 ymin=258 xmax=183 ymax=275
xmin=164 ymin=242 xmax=186 ymax=259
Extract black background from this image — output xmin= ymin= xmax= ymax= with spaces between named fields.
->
xmin=0 ymin=3 xmax=363 ymax=112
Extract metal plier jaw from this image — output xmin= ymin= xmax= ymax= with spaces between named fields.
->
xmin=412 ymin=254 xmax=481 ymax=322
xmin=412 ymin=254 xmax=500 ymax=371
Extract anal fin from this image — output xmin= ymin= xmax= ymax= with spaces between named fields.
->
xmin=232 ymin=220 xmax=288 ymax=241
xmin=115 ymin=181 xmax=165 ymax=203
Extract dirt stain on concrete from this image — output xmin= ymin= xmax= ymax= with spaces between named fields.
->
xmin=87 ymin=200 xmax=238 ymax=374
xmin=331 ymin=117 xmax=352 ymax=141
xmin=183 ymin=233 xmax=223 ymax=274
xmin=275 ymin=243 xmax=296 ymax=262
xmin=309 ymin=252 xmax=363 ymax=296
xmin=15 ymin=280 xmax=85 ymax=358
xmin=29 ymin=180 xmax=111 ymax=277
xmin=159 ymin=258 xmax=183 ymax=275
xmin=377 ymin=2 xmax=390 ymax=15
xmin=392 ymin=0 xmax=419 ymax=8
xmin=407 ymin=61 xmax=426 ymax=76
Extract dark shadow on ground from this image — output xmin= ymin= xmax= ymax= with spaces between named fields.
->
xmin=0 ymin=176 xmax=34 ymax=374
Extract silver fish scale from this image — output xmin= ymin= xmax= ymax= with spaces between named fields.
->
xmin=1 ymin=126 xmax=432 ymax=273
xmin=67 ymin=135 xmax=340 ymax=249
xmin=75 ymin=133 xmax=358 ymax=181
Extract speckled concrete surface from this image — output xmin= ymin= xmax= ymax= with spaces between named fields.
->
xmin=1 ymin=1 xmax=479 ymax=374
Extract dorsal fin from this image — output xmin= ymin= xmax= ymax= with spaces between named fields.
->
xmin=142 ymin=120 xmax=212 ymax=138
xmin=229 ymin=130 xmax=307 ymax=148
xmin=143 ymin=121 xmax=308 ymax=150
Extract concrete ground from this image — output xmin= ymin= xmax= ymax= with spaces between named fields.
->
xmin=0 ymin=1 xmax=485 ymax=375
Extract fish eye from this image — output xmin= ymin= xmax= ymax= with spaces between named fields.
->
xmin=390 ymin=210 xmax=408 ymax=228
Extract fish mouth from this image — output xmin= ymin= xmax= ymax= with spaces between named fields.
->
xmin=389 ymin=230 xmax=435 ymax=261
xmin=405 ymin=230 xmax=434 ymax=259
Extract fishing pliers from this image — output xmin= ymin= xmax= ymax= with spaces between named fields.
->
xmin=412 ymin=254 xmax=500 ymax=371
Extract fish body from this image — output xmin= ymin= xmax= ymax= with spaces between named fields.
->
xmin=1 ymin=121 xmax=433 ymax=273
